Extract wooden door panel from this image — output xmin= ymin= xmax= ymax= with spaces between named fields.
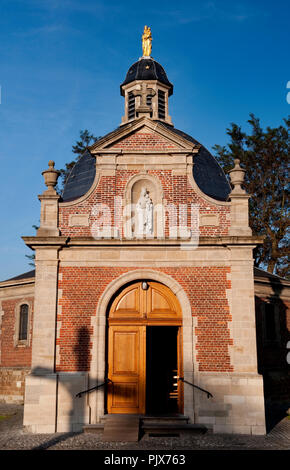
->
xmin=112 ymin=330 xmax=139 ymax=375
xmin=110 ymin=285 xmax=144 ymax=319
xmin=152 ymin=289 xmax=172 ymax=310
xmin=147 ymin=283 xmax=181 ymax=319
xmin=108 ymin=325 xmax=145 ymax=414
xmin=111 ymin=382 xmax=140 ymax=409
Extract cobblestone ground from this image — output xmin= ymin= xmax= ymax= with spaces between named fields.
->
xmin=0 ymin=404 xmax=289 ymax=451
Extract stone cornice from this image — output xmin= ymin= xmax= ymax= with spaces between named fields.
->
xmin=93 ymin=149 xmax=198 ymax=155
xmin=22 ymin=236 xmax=68 ymax=250
xmin=0 ymin=277 xmax=35 ymax=289
xmin=22 ymin=235 xmax=264 ymax=250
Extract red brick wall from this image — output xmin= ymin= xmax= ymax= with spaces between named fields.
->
xmin=108 ymin=131 xmax=178 ymax=150
xmin=0 ymin=298 xmax=33 ymax=367
xmin=59 ymin=171 xmax=230 ymax=238
xmin=57 ymin=266 xmax=232 ymax=373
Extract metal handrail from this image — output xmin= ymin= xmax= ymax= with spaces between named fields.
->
xmin=76 ymin=378 xmax=112 ymax=398
xmin=178 ymin=377 xmax=213 ymax=399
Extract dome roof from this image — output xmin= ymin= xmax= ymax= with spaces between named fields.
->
xmin=121 ymin=58 xmax=173 ymax=96
xmin=61 ymin=123 xmax=231 ymax=203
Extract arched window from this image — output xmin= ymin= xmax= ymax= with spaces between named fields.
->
xmin=18 ymin=304 xmax=29 ymax=341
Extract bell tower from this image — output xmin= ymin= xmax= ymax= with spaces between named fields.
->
xmin=120 ymin=26 xmax=173 ymax=126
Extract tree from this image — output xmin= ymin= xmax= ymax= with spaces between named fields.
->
xmin=59 ymin=129 xmax=100 ymax=190
xmin=213 ymin=114 xmax=289 ymax=278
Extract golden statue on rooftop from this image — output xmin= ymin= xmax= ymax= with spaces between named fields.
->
xmin=142 ymin=25 xmax=152 ymax=57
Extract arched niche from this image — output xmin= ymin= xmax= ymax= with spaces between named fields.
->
xmin=123 ymin=173 xmax=165 ymax=238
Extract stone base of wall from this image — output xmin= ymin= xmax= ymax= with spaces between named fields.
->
xmin=23 ymin=370 xmax=267 ymax=435
xmin=194 ymin=372 xmax=266 ymax=435
xmin=24 ymin=372 xmax=91 ymax=433
xmin=0 ymin=367 xmax=31 ymax=404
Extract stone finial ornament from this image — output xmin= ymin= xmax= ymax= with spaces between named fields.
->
xmin=41 ymin=160 xmax=60 ymax=195
xmin=229 ymin=158 xmax=247 ymax=195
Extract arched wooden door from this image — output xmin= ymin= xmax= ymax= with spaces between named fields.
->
xmin=107 ymin=281 xmax=183 ymax=414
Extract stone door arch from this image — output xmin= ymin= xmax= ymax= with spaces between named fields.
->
xmin=89 ymin=270 xmax=195 ymax=423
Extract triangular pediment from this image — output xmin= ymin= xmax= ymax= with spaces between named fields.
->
xmin=89 ymin=117 xmax=197 ymax=153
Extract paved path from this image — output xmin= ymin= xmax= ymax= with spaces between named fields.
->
xmin=0 ymin=404 xmax=289 ymax=451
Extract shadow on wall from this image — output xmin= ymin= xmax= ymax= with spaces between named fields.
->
xmin=27 ymin=326 xmax=107 ymax=448
xmin=255 ymin=276 xmax=290 ymax=433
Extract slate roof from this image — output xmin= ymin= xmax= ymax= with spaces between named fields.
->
xmin=61 ymin=149 xmax=96 ymax=202
xmin=253 ymin=267 xmax=287 ymax=282
xmin=1 ymin=270 xmax=35 ymax=282
xmin=121 ymin=58 xmax=173 ymax=96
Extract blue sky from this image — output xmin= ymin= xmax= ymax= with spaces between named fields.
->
xmin=0 ymin=0 xmax=289 ymax=280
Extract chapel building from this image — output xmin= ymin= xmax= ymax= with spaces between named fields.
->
xmin=0 ymin=29 xmax=289 ymax=435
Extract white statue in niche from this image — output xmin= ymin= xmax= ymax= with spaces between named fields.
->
xmin=136 ymin=187 xmax=153 ymax=236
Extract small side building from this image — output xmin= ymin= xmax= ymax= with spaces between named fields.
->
xmin=0 ymin=270 xmax=34 ymax=403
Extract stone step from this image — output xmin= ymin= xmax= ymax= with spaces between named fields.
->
xmin=83 ymin=415 xmax=208 ymax=437
xmin=83 ymin=424 xmax=104 ymax=434
xmin=141 ymin=415 xmax=189 ymax=425
xmin=141 ymin=422 xmax=208 ymax=435
xmin=102 ymin=414 xmax=140 ymax=442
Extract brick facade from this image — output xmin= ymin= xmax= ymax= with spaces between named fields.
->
xmin=57 ymin=266 xmax=232 ymax=373
xmin=108 ymin=130 xmax=177 ymax=150
xmin=59 ymin=171 xmax=230 ymax=238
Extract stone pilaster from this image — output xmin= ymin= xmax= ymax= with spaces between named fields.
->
xmin=30 ymin=247 xmax=59 ymax=373
xmin=228 ymin=247 xmax=259 ymax=372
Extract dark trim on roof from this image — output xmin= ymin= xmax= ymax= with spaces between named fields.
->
xmin=1 ymin=269 xmax=35 ymax=283
xmin=253 ymin=267 xmax=289 ymax=283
